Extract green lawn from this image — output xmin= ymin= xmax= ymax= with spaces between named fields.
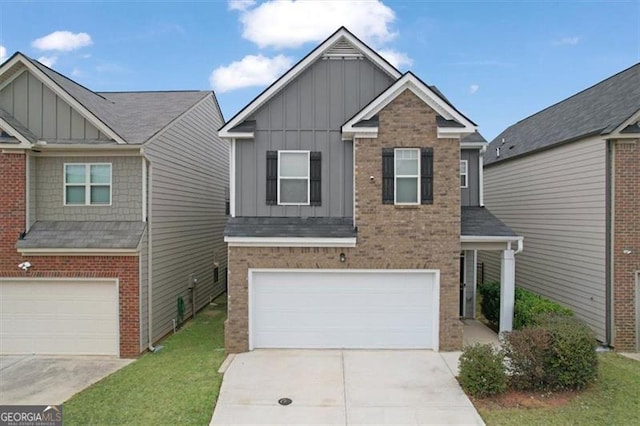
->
xmin=479 ymin=353 xmax=640 ymax=425
xmin=63 ymin=295 xmax=227 ymax=426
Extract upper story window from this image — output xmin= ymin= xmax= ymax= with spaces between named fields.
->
xmin=382 ymin=147 xmax=432 ymax=205
xmin=460 ymin=160 xmax=468 ymax=188
xmin=64 ymin=163 xmax=112 ymax=206
xmin=278 ymin=151 xmax=310 ymax=205
xmin=394 ymin=148 xmax=420 ymax=204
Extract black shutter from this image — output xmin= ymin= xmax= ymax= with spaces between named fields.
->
xmin=421 ymin=147 xmax=433 ymax=204
xmin=382 ymin=148 xmax=394 ymax=204
xmin=266 ymin=151 xmax=278 ymax=205
xmin=310 ymin=151 xmax=321 ymax=206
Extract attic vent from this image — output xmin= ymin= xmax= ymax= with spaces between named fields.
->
xmin=323 ymin=39 xmax=363 ymax=58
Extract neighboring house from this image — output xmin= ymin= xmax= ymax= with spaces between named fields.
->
xmin=0 ymin=53 xmax=228 ymax=358
xmin=218 ymin=27 xmax=522 ymax=353
xmin=479 ymin=63 xmax=640 ymax=351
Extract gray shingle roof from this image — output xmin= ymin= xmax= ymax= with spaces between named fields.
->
xmin=485 ymin=62 xmax=640 ymax=165
xmin=225 ymin=217 xmax=356 ymax=238
xmin=461 ymin=132 xmax=487 ymax=143
xmin=462 ymin=207 xmax=517 ymax=237
xmin=23 ymin=54 xmax=210 ymax=144
xmin=17 ymin=221 xmax=146 ymax=249
xmin=228 ymin=120 xmax=256 ymax=133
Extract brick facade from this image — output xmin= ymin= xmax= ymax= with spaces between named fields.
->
xmin=613 ymin=140 xmax=639 ymax=351
xmin=226 ymin=90 xmax=462 ymax=353
xmin=0 ymin=152 xmax=140 ymax=358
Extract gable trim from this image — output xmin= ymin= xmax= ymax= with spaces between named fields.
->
xmin=0 ymin=116 xmax=34 ymax=147
xmin=610 ymin=107 xmax=640 ymax=138
xmin=342 ymin=72 xmax=476 ymax=139
xmin=219 ymin=27 xmax=401 ymax=139
xmin=0 ymin=54 xmax=127 ymax=144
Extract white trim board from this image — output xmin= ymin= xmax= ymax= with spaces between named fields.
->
xmin=342 ymin=72 xmax=477 ymax=139
xmin=218 ymin=27 xmax=401 ymax=139
xmin=17 ymin=248 xmax=139 ymax=256
xmin=224 ymin=236 xmax=357 ymax=248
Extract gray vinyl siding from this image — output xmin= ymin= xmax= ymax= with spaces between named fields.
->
xmin=139 ymin=227 xmax=149 ymax=351
xmin=461 ymin=149 xmax=480 ymax=206
xmin=236 ymin=57 xmax=394 ymax=217
xmin=143 ymin=95 xmax=228 ymax=343
xmin=28 ymin=154 xmax=36 ymax=229
xmin=0 ymin=71 xmax=108 ymax=140
xmin=480 ymin=136 xmax=607 ymax=340
xmin=35 ymin=156 xmax=142 ymax=221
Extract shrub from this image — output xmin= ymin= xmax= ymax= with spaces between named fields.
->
xmin=458 ymin=343 xmax=507 ymax=398
xmin=479 ymin=282 xmax=572 ymax=329
xmin=478 ymin=282 xmax=501 ymax=325
xmin=514 ymin=288 xmax=573 ymax=329
xmin=503 ymin=314 xmax=598 ymax=391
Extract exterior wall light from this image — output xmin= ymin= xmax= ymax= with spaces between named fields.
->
xmin=339 ymin=253 xmax=346 ymax=263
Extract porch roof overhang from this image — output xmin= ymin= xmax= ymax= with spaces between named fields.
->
xmin=461 ymin=206 xmax=523 ymax=251
xmin=16 ymin=221 xmax=146 ymax=255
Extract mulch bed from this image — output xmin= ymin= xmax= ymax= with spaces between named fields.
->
xmin=472 ymin=389 xmax=580 ymax=410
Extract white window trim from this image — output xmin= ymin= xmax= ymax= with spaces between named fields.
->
xmin=394 ymin=148 xmax=420 ymax=205
xmin=64 ymin=163 xmax=113 ymax=206
xmin=460 ymin=160 xmax=468 ymax=189
xmin=277 ymin=150 xmax=310 ymax=206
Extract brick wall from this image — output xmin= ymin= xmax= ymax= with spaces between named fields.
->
xmin=0 ymin=152 xmax=140 ymax=358
xmin=226 ymin=90 xmax=462 ymax=353
xmin=613 ymin=140 xmax=639 ymax=351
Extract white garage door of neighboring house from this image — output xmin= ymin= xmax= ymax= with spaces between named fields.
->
xmin=0 ymin=279 xmax=119 ymax=356
xmin=250 ymin=269 xmax=440 ymax=350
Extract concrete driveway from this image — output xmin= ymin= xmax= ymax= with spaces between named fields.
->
xmin=0 ymin=355 xmax=132 ymax=405
xmin=211 ymin=350 xmax=484 ymax=425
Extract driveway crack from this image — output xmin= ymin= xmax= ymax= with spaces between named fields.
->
xmin=341 ymin=350 xmax=348 ymax=425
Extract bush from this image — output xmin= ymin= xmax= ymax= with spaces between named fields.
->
xmin=458 ymin=343 xmax=507 ymax=398
xmin=503 ymin=314 xmax=598 ymax=391
xmin=479 ymin=282 xmax=572 ymax=329
xmin=514 ymin=288 xmax=573 ymax=329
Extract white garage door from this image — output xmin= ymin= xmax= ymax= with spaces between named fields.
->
xmin=0 ymin=279 xmax=119 ymax=356
xmin=250 ymin=269 xmax=439 ymax=350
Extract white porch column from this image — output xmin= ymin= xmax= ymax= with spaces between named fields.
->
xmin=500 ymin=248 xmax=515 ymax=333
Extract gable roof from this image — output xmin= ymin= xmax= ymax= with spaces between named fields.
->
xmin=485 ymin=62 xmax=640 ymax=165
xmin=219 ymin=27 xmax=402 ymax=138
xmin=342 ymin=72 xmax=477 ymax=138
xmin=0 ymin=52 xmax=212 ymax=145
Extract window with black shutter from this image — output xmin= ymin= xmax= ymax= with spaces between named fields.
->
xmin=310 ymin=151 xmax=321 ymax=205
xmin=421 ymin=147 xmax=433 ymax=204
xmin=266 ymin=151 xmax=278 ymax=205
xmin=382 ymin=148 xmax=395 ymax=204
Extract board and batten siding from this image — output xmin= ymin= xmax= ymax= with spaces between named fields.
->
xmin=235 ymin=57 xmax=394 ymax=217
xmin=0 ymin=70 xmax=108 ymax=140
xmin=479 ymin=135 xmax=607 ymax=340
xmin=461 ymin=149 xmax=480 ymax=207
xmin=144 ymin=94 xmax=228 ymax=343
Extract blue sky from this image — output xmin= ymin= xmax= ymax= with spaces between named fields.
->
xmin=0 ymin=0 xmax=638 ymax=140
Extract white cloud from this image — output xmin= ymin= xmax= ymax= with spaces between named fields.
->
xmin=32 ymin=31 xmax=92 ymax=51
xmin=378 ymin=49 xmax=412 ymax=69
xmin=71 ymin=68 xmax=83 ymax=77
xmin=552 ymin=36 xmax=580 ymax=46
xmin=0 ymin=45 xmax=7 ymax=63
xmin=228 ymin=0 xmax=256 ymax=11
xmin=210 ymin=54 xmax=293 ymax=93
xmin=37 ymin=56 xmax=57 ymax=67
xmin=235 ymin=0 xmax=396 ymax=49
xmin=469 ymin=84 xmax=479 ymax=94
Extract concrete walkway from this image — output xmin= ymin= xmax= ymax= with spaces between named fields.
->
xmin=211 ymin=350 xmax=484 ymax=425
xmin=0 ymin=355 xmax=132 ymax=405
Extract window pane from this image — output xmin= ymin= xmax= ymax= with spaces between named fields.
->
xmin=65 ymin=165 xmax=86 ymax=184
xmin=90 ymin=164 xmax=111 ymax=184
xmin=396 ymin=177 xmax=418 ymax=203
xmin=280 ymin=179 xmax=308 ymax=203
xmin=66 ymin=186 xmax=85 ymax=204
xmin=460 ymin=161 xmax=467 ymax=173
xmin=90 ymin=186 xmax=110 ymax=204
xmin=396 ymin=149 xmax=418 ymax=160
xmin=397 ymin=158 xmax=418 ymax=175
xmin=461 ymin=175 xmax=467 ymax=187
xmin=280 ymin=152 xmax=308 ymax=177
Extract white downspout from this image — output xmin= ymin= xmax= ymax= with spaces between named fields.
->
xmin=141 ymin=150 xmax=155 ymax=352
xmin=479 ymin=145 xmax=486 ymax=207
